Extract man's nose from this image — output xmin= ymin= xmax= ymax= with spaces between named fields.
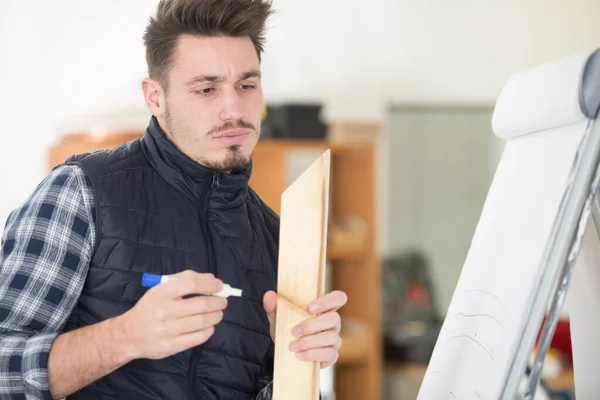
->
xmin=219 ymin=90 xmax=243 ymax=121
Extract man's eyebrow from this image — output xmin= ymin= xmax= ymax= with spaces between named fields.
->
xmin=186 ymin=75 xmax=225 ymax=86
xmin=185 ymin=70 xmax=261 ymax=86
xmin=239 ymin=70 xmax=261 ymax=80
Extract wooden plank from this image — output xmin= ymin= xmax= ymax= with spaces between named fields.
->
xmin=273 ymin=149 xmax=331 ymax=400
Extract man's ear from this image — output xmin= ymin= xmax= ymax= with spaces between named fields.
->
xmin=142 ymin=78 xmax=167 ymax=117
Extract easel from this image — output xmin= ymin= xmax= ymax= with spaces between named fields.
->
xmin=501 ymin=115 xmax=600 ymax=399
xmin=416 ymin=48 xmax=600 ymax=400
xmin=500 ymin=56 xmax=600 ymax=399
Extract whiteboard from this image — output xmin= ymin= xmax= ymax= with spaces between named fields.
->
xmin=417 ymin=121 xmax=588 ymax=399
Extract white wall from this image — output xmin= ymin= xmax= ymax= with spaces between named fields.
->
xmin=1 ymin=0 xmax=599 ymax=234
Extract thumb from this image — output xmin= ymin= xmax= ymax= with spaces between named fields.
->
xmin=263 ymin=291 xmax=278 ymax=340
xmin=263 ymin=290 xmax=277 ymax=319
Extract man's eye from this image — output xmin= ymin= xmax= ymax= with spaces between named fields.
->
xmin=239 ymin=84 xmax=256 ymax=90
xmin=195 ymin=88 xmax=213 ymax=95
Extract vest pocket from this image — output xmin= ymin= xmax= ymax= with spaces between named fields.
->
xmin=68 ymin=353 xmax=120 ymax=397
xmin=221 ymin=237 xmax=264 ymax=272
xmin=221 ymin=236 xmax=278 ymax=277
xmin=211 ymin=236 xmax=275 ymax=307
xmin=71 ymin=386 xmax=119 ymax=399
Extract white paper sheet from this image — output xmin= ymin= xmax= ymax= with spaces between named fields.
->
xmin=417 ymin=120 xmax=588 ymax=399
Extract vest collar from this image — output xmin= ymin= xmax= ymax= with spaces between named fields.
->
xmin=141 ymin=116 xmax=252 ymax=202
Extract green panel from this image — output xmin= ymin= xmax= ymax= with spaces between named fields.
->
xmin=385 ymin=105 xmax=500 ymax=313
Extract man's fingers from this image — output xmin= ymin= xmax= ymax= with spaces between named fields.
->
xmin=171 ymin=326 xmax=216 ymax=353
xmin=174 ymin=310 xmax=224 ymax=335
xmin=171 ymin=295 xmax=228 ymax=318
xmin=155 ymin=270 xmax=224 ymax=299
xmin=293 ymin=312 xmax=341 ymax=337
xmin=296 ymin=347 xmax=339 ymax=364
xmin=289 ymin=330 xmax=342 ymax=353
xmin=308 ymin=290 xmax=347 ymax=314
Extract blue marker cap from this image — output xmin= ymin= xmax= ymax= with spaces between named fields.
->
xmin=141 ymin=273 xmax=162 ymax=288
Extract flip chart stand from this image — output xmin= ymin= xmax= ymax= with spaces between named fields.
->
xmin=501 ymin=118 xmax=600 ymax=399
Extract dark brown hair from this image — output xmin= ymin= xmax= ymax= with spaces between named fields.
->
xmin=143 ymin=0 xmax=273 ymax=92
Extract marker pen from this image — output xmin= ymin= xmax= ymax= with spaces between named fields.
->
xmin=141 ymin=273 xmax=243 ymax=298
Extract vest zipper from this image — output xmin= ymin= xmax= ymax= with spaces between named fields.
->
xmin=199 ymin=173 xmax=219 ymax=276
xmin=189 ymin=173 xmax=219 ymax=389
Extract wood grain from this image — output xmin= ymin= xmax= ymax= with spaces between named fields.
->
xmin=272 ymin=150 xmax=331 ymax=400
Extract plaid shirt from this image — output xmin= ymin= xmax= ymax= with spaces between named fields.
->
xmin=0 ymin=165 xmax=274 ymax=400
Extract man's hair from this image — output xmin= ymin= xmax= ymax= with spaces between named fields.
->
xmin=143 ymin=0 xmax=273 ymax=92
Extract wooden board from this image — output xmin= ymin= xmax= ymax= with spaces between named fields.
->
xmin=273 ymin=149 xmax=331 ymax=400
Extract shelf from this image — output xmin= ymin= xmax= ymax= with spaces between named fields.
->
xmin=385 ymin=362 xmax=427 ymax=381
xmin=326 ymin=246 xmax=369 ymax=261
xmin=338 ymin=322 xmax=372 ymax=365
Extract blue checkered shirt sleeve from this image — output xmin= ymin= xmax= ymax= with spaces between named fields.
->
xmin=0 ymin=165 xmax=95 ymax=399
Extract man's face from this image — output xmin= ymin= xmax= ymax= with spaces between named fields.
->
xmin=144 ymin=34 xmax=263 ymax=174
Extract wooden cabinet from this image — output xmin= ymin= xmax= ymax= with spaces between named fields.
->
xmin=49 ymin=129 xmax=383 ymax=400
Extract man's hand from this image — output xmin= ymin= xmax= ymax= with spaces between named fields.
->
xmin=263 ymin=290 xmax=347 ymax=368
xmin=48 ymin=270 xmax=227 ymax=399
xmin=116 ymin=270 xmax=228 ymax=360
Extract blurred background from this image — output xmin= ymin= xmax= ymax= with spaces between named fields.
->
xmin=1 ymin=1 xmax=598 ymax=399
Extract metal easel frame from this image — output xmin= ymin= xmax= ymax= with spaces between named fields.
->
xmin=498 ymin=115 xmax=600 ymax=399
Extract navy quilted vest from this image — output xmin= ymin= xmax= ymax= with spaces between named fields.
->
xmin=63 ymin=116 xmax=279 ymax=399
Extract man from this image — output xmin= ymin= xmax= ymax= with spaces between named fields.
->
xmin=0 ymin=0 xmax=346 ymax=399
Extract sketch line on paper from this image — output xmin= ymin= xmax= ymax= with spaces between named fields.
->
xmin=464 ymin=289 xmax=507 ymax=308
xmin=474 ymin=391 xmax=483 ymax=398
xmin=447 ymin=334 xmax=496 ymax=360
xmin=454 ymin=312 xmax=505 ymax=328
xmin=450 ymin=392 xmax=456 ymax=398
